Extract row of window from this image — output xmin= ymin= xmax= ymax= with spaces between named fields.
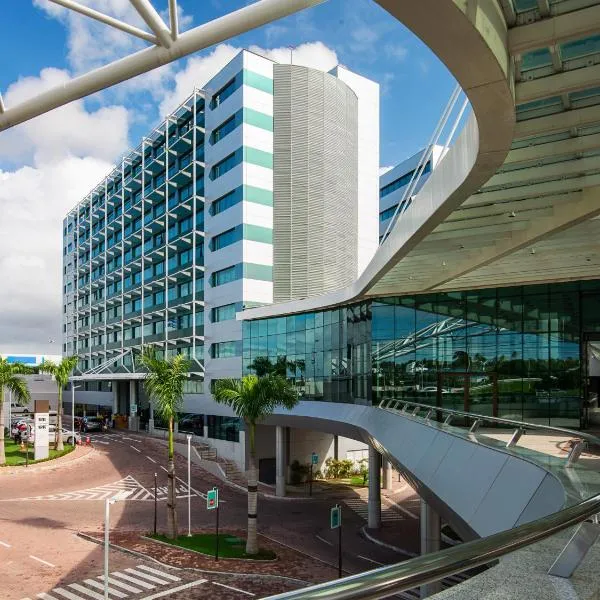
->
xmin=210 ymin=262 xmax=272 ymax=287
xmin=380 ymin=161 xmax=431 ymax=199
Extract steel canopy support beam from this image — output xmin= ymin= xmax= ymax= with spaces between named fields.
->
xmin=48 ymin=0 xmax=158 ymax=44
xmin=515 ymin=105 xmax=600 ymax=139
xmin=168 ymin=0 xmax=179 ymax=41
xmin=129 ymin=0 xmax=173 ymax=48
xmin=0 ymin=0 xmax=324 ymax=132
xmin=421 ymin=187 xmax=600 ymax=290
xmin=505 ymin=132 xmax=600 ymax=165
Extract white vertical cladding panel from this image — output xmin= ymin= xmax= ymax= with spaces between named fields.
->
xmin=244 ymin=164 xmax=273 ymax=192
xmin=242 ymin=86 xmax=274 ymax=116
xmin=273 ymin=64 xmax=359 ymax=303
xmin=331 ymin=66 xmax=380 ymax=274
xmin=243 ymin=240 xmax=273 ymax=266
xmin=244 ymin=279 xmax=273 ymax=304
xmin=244 ymin=203 xmax=273 ymax=229
xmin=242 ymin=125 xmax=273 ymax=154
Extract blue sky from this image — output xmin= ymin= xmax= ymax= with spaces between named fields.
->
xmin=0 ymin=0 xmax=456 ymax=168
xmin=0 ymin=0 xmax=456 ymax=352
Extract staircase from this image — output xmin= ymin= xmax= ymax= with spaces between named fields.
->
xmin=191 ymin=440 xmax=247 ymax=487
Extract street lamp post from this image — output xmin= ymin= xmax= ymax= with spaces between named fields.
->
xmin=71 ymin=382 xmax=82 ymax=445
xmin=187 ymin=434 xmax=192 ymax=537
xmin=104 ymin=490 xmax=132 ymax=599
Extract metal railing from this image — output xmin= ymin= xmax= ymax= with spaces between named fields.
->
xmin=263 ymin=402 xmax=600 ymax=600
xmin=379 ymin=398 xmax=600 ymax=468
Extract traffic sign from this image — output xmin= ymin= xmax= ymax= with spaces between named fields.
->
xmin=331 ymin=504 xmax=341 ymax=529
xmin=312 ymin=452 xmax=319 ymax=465
xmin=207 ymin=487 xmax=219 ymax=510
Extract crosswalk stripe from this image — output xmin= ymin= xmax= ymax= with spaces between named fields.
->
xmin=135 ymin=565 xmax=180 ymax=582
xmin=111 ymin=572 xmax=155 ymax=590
xmin=51 ymin=588 xmax=86 ymax=600
xmin=67 ymin=584 xmax=105 ymax=600
xmin=96 ymin=576 xmax=141 ymax=594
xmin=36 ymin=593 xmax=58 ymax=600
xmin=123 ymin=568 xmax=170 ymax=585
xmin=82 ymin=580 xmax=128 ymax=598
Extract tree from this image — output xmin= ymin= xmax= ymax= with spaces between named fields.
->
xmin=40 ymin=356 xmax=78 ymax=451
xmin=0 ymin=359 xmax=31 ymax=465
xmin=213 ymin=374 xmax=298 ymax=554
xmin=141 ymin=348 xmax=189 ymax=539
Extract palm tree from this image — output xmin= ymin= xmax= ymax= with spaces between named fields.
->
xmin=0 ymin=359 xmax=31 ymax=465
xmin=213 ymin=374 xmax=299 ymax=554
xmin=141 ymin=348 xmax=189 ymax=539
xmin=40 ymin=356 xmax=78 ymax=451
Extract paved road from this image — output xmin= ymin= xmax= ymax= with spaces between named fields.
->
xmin=0 ymin=430 xmax=424 ymax=599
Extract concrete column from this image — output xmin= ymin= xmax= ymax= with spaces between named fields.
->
xmin=276 ymin=425 xmax=286 ymax=497
xmin=368 ymin=445 xmax=381 ymax=529
xmin=382 ymin=458 xmax=393 ymax=491
xmin=420 ymin=499 xmax=442 ymax=598
xmin=128 ymin=380 xmax=138 ymax=431
xmin=111 ymin=382 xmax=118 ymax=416
xmin=334 ymin=435 xmax=339 ymax=460
xmin=148 ymin=401 xmax=154 ymax=434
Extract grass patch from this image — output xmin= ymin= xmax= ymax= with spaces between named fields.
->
xmin=1 ymin=437 xmax=75 ymax=467
xmin=149 ymin=533 xmax=276 ymax=560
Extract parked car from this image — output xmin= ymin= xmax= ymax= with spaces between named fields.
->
xmin=17 ymin=425 xmax=80 ymax=446
xmin=76 ymin=416 xmax=105 ymax=432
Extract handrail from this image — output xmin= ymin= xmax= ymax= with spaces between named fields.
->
xmin=264 ymin=493 xmax=600 ymax=600
xmin=379 ymin=398 xmax=600 ymax=450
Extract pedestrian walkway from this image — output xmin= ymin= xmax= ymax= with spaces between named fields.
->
xmin=20 ymin=564 xmax=206 ymax=600
xmin=343 ymin=490 xmax=406 ymax=522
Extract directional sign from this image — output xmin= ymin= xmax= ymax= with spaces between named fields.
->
xmin=207 ymin=487 xmax=219 ymax=510
xmin=331 ymin=504 xmax=341 ymax=529
xmin=312 ymin=452 xmax=319 ymax=465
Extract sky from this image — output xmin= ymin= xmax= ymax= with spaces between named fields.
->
xmin=0 ymin=0 xmax=456 ymax=354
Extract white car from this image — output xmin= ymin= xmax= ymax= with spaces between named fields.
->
xmin=18 ymin=425 xmax=80 ymax=446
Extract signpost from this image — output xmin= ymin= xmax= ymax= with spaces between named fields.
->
xmin=153 ymin=472 xmax=158 ymax=535
xmin=34 ymin=400 xmax=50 ymax=461
xmin=207 ymin=487 xmax=219 ymax=561
xmin=187 ymin=434 xmax=192 ymax=537
xmin=331 ymin=504 xmax=342 ymax=578
xmin=309 ymin=452 xmax=318 ymax=497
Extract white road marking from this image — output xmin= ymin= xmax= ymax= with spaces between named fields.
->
xmin=96 ymin=576 xmax=142 ymax=594
xmin=123 ymin=568 xmax=170 ymax=585
xmin=83 ymin=579 xmax=127 ymax=598
xmin=140 ymin=579 xmax=207 ymax=600
xmin=67 ymin=583 xmax=105 ymax=600
xmin=136 ymin=565 xmax=181 ymax=581
xmin=51 ymin=588 xmax=85 ymax=600
xmin=357 ymin=555 xmax=384 ymax=566
xmin=146 ymin=456 xmax=157 ymax=463
xmin=212 ymin=581 xmax=256 ymax=596
xmin=0 ymin=540 xmax=11 ymax=548
xmin=36 ymin=594 xmax=59 ymax=600
xmin=130 ymin=445 xmax=141 ymax=453
xmin=174 ymin=475 xmax=207 ymax=500
xmin=30 ymin=555 xmax=55 ymax=567
xmin=111 ymin=572 xmax=155 ymax=589
xmin=315 ymin=535 xmax=333 ymax=546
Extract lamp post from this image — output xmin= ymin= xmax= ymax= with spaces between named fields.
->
xmin=104 ymin=490 xmax=132 ymax=599
xmin=187 ymin=434 xmax=192 ymax=537
xmin=71 ymin=382 xmax=82 ymax=445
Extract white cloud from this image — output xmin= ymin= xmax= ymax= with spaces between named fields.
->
xmin=385 ymin=44 xmax=408 ymax=62
xmin=0 ymin=68 xmax=129 ymax=167
xmin=159 ymin=41 xmax=339 ymax=117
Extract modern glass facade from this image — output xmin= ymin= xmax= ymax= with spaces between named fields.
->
xmin=245 ymin=280 xmax=600 ymax=427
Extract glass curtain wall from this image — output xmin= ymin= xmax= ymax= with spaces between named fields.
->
xmin=244 ymin=280 xmax=600 ymax=427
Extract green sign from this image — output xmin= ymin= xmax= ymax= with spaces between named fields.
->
xmin=330 ymin=505 xmax=341 ymax=529
xmin=207 ymin=487 xmax=219 ymax=510
xmin=312 ymin=452 xmax=319 ymax=465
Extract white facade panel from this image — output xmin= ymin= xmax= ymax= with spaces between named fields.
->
xmin=243 ymin=126 xmax=273 ymax=154
xmin=243 ymin=240 xmax=273 ymax=265
xmin=243 ymin=51 xmax=274 ymax=78
xmin=243 ymin=203 xmax=273 ymax=229
xmin=242 ymin=86 xmax=275 ymax=116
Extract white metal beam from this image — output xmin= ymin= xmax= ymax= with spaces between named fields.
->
xmin=421 ymin=187 xmax=600 ymax=290
xmin=48 ymin=0 xmax=158 ymax=44
xmin=129 ymin=0 xmax=173 ymax=48
xmin=516 ymin=63 xmax=600 ymax=104
xmin=505 ymin=132 xmax=600 ymax=165
xmin=168 ymin=0 xmax=179 ymax=41
xmin=0 ymin=0 xmax=325 ymax=132
xmin=509 ymin=5 xmax=600 ymax=54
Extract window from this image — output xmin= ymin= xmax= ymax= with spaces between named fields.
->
xmin=211 ymin=112 xmax=240 ymax=144
xmin=210 ymin=187 xmax=242 ymax=216
xmin=178 ymin=281 xmax=192 ymax=298
xmin=210 ymin=74 xmax=241 ymax=109
xmin=211 ymin=340 xmax=241 ymax=358
xmin=379 ymin=204 xmax=400 ymax=222
xmin=210 ymin=149 xmax=242 ymax=180
xmin=212 ymin=303 xmax=237 ymax=323
xmin=207 ymin=415 xmax=240 ymax=442
xmin=380 ymin=162 xmax=431 ymax=199
xmin=211 ymin=264 xmax=241 ymax=287
xmin=211 ymin=226 xmax=241 ymax=251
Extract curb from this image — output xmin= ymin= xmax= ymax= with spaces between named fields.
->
xmin=0 ymin=446 xmax=94 ymax=476
xmin=77 ymin=532 xmax=310 ymax=585
xmin=360 ymin=525 xmax=418 ymax=557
